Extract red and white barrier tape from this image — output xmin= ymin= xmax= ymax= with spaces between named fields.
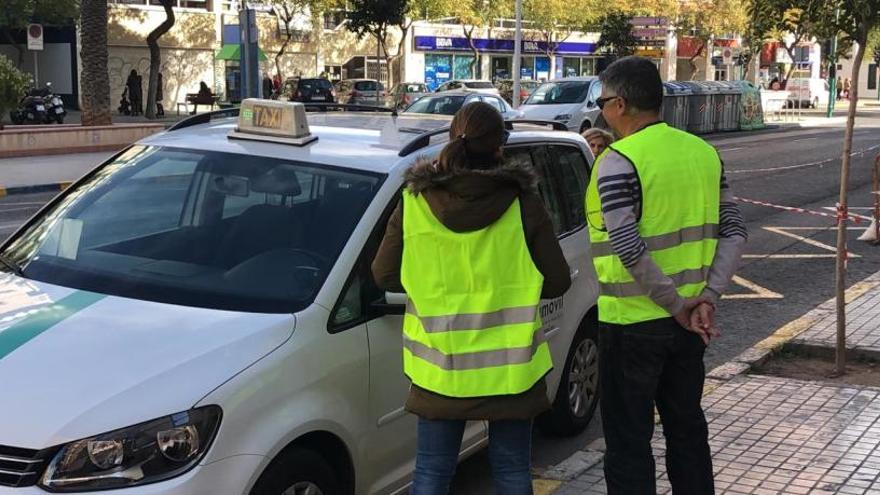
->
xmin=733 ymin=196 xmax=863 ymax=224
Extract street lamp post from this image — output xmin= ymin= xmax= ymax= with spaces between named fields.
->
xmin=512 ymin=0 xmax=523 ymax=108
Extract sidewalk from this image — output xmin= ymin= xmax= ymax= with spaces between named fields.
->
xmin=541 ymin=271 xmax=880 ymax=495
xmin=0 ymin=152 xmax=113 ymax=194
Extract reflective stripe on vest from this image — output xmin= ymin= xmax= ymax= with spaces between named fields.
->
xmin=400 ymin=190 xmax=552 ymax=397
xmin=585 ymin=122 xmax=721 ymax=325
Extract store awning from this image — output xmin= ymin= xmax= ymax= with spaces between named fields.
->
xmin=216 ymin=43 xmax=268 ymax=62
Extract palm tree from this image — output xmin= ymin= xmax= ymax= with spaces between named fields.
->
xmin=80 ymin=0 xmax=111 ymax=126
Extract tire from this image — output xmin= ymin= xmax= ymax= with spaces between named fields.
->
xmin=56 ymin=115 xmax=64 ymax=124
xmin=251 ymin=448 xmax=342 ymax=495
xmin=538 ymin=315 xmax=599 ymax=436
xmin=579 ymin=120 xmax=591 ymax=134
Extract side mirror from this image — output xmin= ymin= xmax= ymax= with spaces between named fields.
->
xmin=370 ymin=291 xmax=406 ymax=315
xmin=586 ymin=100 xmax=596 ymax=109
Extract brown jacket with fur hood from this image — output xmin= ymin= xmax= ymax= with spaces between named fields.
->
xmin=371 ymin=158 xmax=572 ymax=421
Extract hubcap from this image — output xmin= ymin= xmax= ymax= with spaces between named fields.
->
xmin=568 ymin=338 xmax=599 ymax=418
xmin=282 ymin=482 xmax=324 ymax=495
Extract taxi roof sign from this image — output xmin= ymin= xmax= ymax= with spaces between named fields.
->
xmin=228 ymin=98 xmax=317 ymax=146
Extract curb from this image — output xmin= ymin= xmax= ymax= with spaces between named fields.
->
xmin=0 ymin=181 xmax=71 ymax=198
xmin=533 ymin=270 xmax=880 ymax=493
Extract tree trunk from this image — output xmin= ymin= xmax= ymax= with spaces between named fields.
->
xmin=834 ymin=39 xmax=867 ymax=377
xmin=464 ymin=25 xmax=478 ymax=78
xmin=145 ymin=0 xmax=175 ymax=120
xmin=389 ymin=20 xmax=412 ymax=86
xmin=276 ymin=32 xmax=292 ymax=83
xmin=782 ymin=41 xmax=800 ymax=86
xmin=688 ymin=40 xmax=706 ymax=80
xmin=80 ymin=0 xmax=111 ymax=126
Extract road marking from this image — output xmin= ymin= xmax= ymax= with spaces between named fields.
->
xmin=0 ymin=221 xmax=23 ymax=230
xmin=777 ymin=226 xmax=864 ymax=230
xmin=723 ymin=275 xmax=784 ymax=299
xmin=0 ymin=206 xmax=41 ymax=214
xmin=793 ymin=137 xmax=817 ymax=142
xmin=743 ymin=254 xmax=839 ymax=259
xmin=718 ymin=147 xmax=745 ymax=152
xmin=762 ymin=226 xmax=861 ymax=257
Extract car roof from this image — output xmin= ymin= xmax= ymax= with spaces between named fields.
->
xmin=138 ymin=112 xmax=579 ymax=174
xmin=548 ymin=76 xmax=598 ymax=82
xmin=426 ymin=90 xmax=493 ymax=97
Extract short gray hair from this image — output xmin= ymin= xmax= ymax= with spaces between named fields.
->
xmin=598 ymin=57 xmax=663 ymax=113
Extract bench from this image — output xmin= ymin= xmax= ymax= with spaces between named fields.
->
xmin=177 ymin=93 xmax=220 ymax=115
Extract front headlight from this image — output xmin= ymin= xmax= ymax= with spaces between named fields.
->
xmin=40 ymin=406 xmax=221 ymax=491
xmin=553 ymin=113 xmax=572 ymax=122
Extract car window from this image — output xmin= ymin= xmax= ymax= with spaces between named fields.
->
xmin=406 ymin=84 xmax=426 ymax=93
xmin=549 ymin=145 xmax=590 ymax=231
xmin=464 ymin=81 xmax=495 ymax=89
xmin=504 ymin=146 xmax=565 ymax=235
xmin=332 ymin=272 xmax=364 ymax=327
xmin=587 ymin=81 xmax=602 ymax=105
xmin=481 ymin=96 xmax=505 ymax=113
xmin=1 ymin=146 xmax=383 ymax=313
xmin=300 ymin=79 xmax=331 ymax=91
xmin=404 ymin=95 xmax=466 ymax=115
xmin=354 ymin=81 xmax=378 ymax=91
xmin=525 ymin=81 xmax=590 ymax=105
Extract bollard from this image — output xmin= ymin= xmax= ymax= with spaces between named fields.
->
xmin=859 ymin=154 xmax=880 ymax=243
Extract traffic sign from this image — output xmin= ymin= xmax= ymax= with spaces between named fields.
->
xmin=27 ymin=24 xmax=43 ymax=51
xmin=722 ymin=47 xmax=734 ymax=65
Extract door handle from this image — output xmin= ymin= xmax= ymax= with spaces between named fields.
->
xmin=570 ymin=268 xmax=580 ymax=280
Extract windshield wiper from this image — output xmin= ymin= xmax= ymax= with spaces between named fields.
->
xmin=0 ymin=254 xmax=24 ymax=277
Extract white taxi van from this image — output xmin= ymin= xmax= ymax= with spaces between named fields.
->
xmin=0 ymin=100 xmax=599 ymax=494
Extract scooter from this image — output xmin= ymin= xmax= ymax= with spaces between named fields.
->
xmin=9 ymin=85 xmax=47 ymax=125
xmin=42 ymin=83 xmax=66 ymax=124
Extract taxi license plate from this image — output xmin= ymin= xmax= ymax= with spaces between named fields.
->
xmin=311 ymin=96 xmax=326 ymax=101
xmin=36 ymin=105 xmax=45 ymax=111
xmin=251 ymin=105 xmax=283 ymax=130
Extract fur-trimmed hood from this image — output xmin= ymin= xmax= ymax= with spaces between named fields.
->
xmin=404 ymin=158 xmax=539 ymax=196
xmin=401 ymin=157 xmax=541 ymax=233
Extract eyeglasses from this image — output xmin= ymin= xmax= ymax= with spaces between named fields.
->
xmin=596 ymin=95 xmax=622 ymax=110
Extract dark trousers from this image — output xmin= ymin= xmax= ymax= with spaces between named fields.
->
xmin=598 ymin=317 xmax=714 ymax=495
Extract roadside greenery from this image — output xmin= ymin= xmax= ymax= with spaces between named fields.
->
xmin=0 ymin=54 xmax=30 ymax=124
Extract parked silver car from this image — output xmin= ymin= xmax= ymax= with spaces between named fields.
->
xmin=387 ymin=82 xmax=429 ymax=110
xmin=403 ymin=91 xmax=523 ymax=120
xmin=434 ymin=79 xmax=500 ymax=95
xmin=336 ymin=78 xmax=387 ymax=106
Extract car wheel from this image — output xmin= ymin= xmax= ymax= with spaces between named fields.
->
xmin=251 ymin=448 xmax=342 ymax=495
xmin=538 ymin=315 xmax=599 ymax=436
xmin=56 ymin=115 xmax=64 ymax=124
xmin=579 ymin=121 xmax=591 ymax=134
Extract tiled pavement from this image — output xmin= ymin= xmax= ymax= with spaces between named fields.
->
xmin=554 ymin=375 xmax=880 ymax=494
xmin=794 ymin=289 xmax=880 ymax=355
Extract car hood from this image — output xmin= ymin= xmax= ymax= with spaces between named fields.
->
xmin=0 ymin=274 xmax=295 ymax=449
xmin=519 ymin=103 xmax=582 ymax=119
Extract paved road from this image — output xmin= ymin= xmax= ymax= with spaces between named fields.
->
xmin=2 ymin=116 xmax=880 ymax=493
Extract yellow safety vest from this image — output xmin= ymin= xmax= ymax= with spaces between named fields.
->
xmin=585 ymin=122 xmax=721 ymax=325
xmin=400 ymin=190 xmax=552 ymax=398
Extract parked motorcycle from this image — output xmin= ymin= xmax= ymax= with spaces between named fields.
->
xmin=9 ymin=86 xmax=47 ymax=125
xmin=42 ymin=83 xmax=66 ymax=124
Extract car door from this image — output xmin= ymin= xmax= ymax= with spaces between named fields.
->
xmin=360 ymin=194 xmax=487 ymax=494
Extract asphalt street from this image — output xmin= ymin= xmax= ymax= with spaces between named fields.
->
xmin=1 ymin=115 xmax=879 ymax=494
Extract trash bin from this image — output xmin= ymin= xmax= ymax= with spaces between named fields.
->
xmin=699 ymin=81 xmax=728 ymax=132
xmin=662 ymin=82 xmax=691 ymax=131
xmin=713 ymin=81 xmax=742 ymax=132
xmin=681 ymin=82 xmax=714 ymax=134
xmin=730 ymin=80 xmax=765 ymax=131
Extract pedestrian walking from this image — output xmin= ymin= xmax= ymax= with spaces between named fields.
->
xmin=155 ymin=72 xmax=165 ymax=117
xmin=844 ymin=77 xmax=852 ymax=99
xmin=126 ymin=70 xmax=143 ymax=116
xmin=581 ymin=127 xmax=614 ymax=158
xmin=585 ymin=56 xmax=747 ymax=495
xmin=372 ymin=101 xmax=571 ymax=495
xmin=837 ymin=76 xmax=844 ymax=100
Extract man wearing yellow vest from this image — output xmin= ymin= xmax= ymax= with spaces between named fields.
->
xmin=586 ymin=57 xmax=747 ymax=494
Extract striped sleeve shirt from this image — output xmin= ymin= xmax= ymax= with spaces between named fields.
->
xmin=596 ymin=150 xmax=747 ymax=315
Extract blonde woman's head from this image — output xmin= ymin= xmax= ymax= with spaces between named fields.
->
xmin=582 ymin=128 xmax=615 ymax=157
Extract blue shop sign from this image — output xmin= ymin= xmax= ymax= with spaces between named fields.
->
xmin=414 ymin=36 xmax=596 ymax=55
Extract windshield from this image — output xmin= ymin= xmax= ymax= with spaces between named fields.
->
xmin=525 ymin=81 xmax=591 ymax=105
xmin=404 ymin=84 xmax=427 ymax=93
xmin=0 ymin=146 xmax=382 ymax=313
xmin=463 ymin=81 xmax=495 ymax=89
xmin=404 ymin=95 xmax=467 ymax=115
xmin=300 ymin=79 xmax=332 ymax=91
xmin=354 ymin=80 xmax=380 ymax=91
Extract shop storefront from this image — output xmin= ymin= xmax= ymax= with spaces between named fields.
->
xmin=414 ymin=35 xmax=597 ymax=90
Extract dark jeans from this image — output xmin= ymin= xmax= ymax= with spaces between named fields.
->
xmin=598 ymin=318 xmax=714 ymax=495
xmin=411 ymin=418 xmax=533 ymax=495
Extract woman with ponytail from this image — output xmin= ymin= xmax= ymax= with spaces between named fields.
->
xmin=372 ymin=102 xmax=571 ymax=494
